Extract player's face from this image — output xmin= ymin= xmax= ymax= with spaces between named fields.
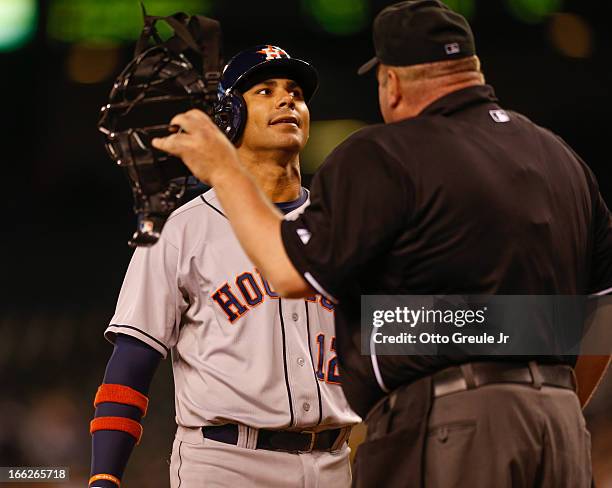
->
xmin=239 ymin=78 xmax=310 ymax=153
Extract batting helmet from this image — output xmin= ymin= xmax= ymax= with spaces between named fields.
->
xmin=214 ymin=44 xmax=319 ymax=143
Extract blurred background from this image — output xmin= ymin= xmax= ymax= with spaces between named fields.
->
xmin=0 ymin=0 xmax=611 ymax=486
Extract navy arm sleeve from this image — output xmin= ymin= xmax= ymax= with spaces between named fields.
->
xmin=281 ymin=135 xmax=413 ymax=301
xmin=90 ymin=334 xmax=162 ymax=487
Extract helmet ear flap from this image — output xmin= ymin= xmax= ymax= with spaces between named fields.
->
xmin=214 ymin=90 xmax=247 ymax=143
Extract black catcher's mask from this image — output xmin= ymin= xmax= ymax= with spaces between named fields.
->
xmin=98 ymin=7 xmax=222 ymax=247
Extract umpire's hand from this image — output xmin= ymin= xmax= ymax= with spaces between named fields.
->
xmin=152 ymin=109 xmax=241 ymax=185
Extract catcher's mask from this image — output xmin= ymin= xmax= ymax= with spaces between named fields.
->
xmin=213 ymin=45 xmax=319 ymax=143
xmin=98 ymin=7 xmax=222 ymax=247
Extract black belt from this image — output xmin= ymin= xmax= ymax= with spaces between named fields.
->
xmin=432 ymin=361 xmax=576 ymax=398
xmin=202 ymin=424 xmax=346 ymax=453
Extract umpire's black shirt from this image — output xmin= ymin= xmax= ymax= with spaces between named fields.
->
xmin=281 ymin=84 xmax=612 ymax=416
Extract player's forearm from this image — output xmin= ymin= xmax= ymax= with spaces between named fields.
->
xmin=211 ymin=167 xmax=312 ymax=297
xmin=90 ymin=431 xmax=137 ymax=487
xmin=90 ymin=335 xmax=162 ymax=487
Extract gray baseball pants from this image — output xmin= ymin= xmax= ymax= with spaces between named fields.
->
xmin=170 ymin=425 xmax=352 ymax=488
xmin=424 ymin=383 xmax=592 ymax=487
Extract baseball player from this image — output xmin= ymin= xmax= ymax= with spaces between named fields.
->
xmin=88 ymin=45 xmax=360 ymax=488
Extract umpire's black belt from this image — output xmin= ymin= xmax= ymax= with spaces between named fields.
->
xmin=432 ymin=361 xmax=576 ymax=398
xmin=202 ymin=424 xmax=348 ymax=453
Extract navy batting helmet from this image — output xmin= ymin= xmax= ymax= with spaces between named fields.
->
xmin=214 ymin=45 xmax=319 ymax=143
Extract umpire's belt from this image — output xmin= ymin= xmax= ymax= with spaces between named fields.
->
xmin=202 ymin=424 xmax=350 ymax=453
xmin=432 ymin=361 xmax=576 ymax=398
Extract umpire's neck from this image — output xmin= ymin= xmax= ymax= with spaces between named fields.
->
xmin=377 ymin=56 xmax=485 ymax=123
xmin=236 ymin=148 xmax=302 ymax=203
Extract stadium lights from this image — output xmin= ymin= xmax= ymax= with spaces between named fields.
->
xmin=0 ymin=0 xmax=38 ymax=52
xmin=443 ymin=0 xmax=475 ymax=20
xmin=549 ymin=13 xmax=592 ymax=59
xmin=48 ymin=0 xmax=211 ymax=44
xmin=506 ymin=0 xmax=563 ymax=24
xmin=302 ymin=0 xmax=369 ymax=36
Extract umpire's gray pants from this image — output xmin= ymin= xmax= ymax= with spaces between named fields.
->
xmin=425 ymin=384 xmax=592 ymax=487
xmin=169 ymin=425 xmax=352 ymax=488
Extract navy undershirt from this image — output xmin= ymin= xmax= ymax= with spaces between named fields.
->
xmin=274 ymin=187 xmax=308 ymax=215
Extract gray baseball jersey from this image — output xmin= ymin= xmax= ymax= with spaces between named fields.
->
xmin=106 ymin=188 xmax=360 ymax=431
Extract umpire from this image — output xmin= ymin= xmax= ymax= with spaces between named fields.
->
xmin=153 ymin=0 xmax=612 ymax=486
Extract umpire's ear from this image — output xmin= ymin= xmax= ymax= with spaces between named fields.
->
xmin=386 ymin=68 xmax=402 ymax=109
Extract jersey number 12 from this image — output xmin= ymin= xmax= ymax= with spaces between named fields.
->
xmin=315 ymin=333 xmax=341 ymax=384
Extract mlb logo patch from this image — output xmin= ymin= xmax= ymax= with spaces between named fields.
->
xmin=139 ymin=219 xmax=155 ymax=233
xmin=445 ymin=43 xmax=460 ymax=55
xmin=297 ymin=228 xmax=312 ymax=245
xmin=489 ymin=109 xmax=510 ymax=123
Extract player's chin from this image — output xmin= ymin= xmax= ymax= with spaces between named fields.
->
xmin=270 ymin=132 xmax=306 ymax=151
xmin=269 ymin=124 xmax=301 ymax=136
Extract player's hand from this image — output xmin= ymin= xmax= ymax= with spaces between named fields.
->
xmin=152 ymin=109 xmax=240 ymax=185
